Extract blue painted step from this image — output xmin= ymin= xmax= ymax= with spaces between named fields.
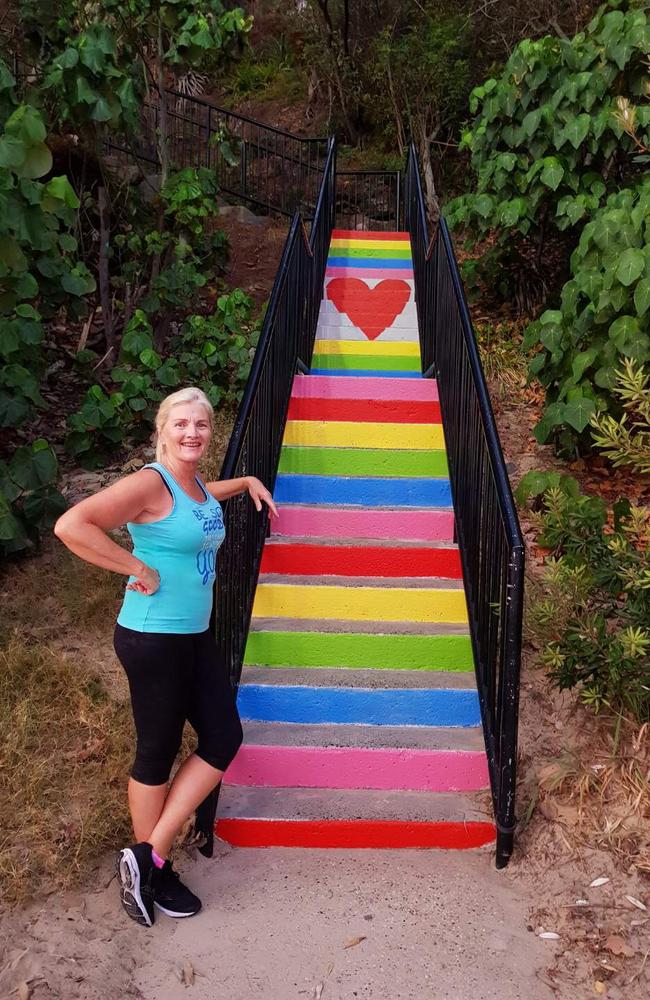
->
xmin=274 ymin=475 xmax=452 ymax=508
xmin=237 ymin=685 xmax=481 ymax=728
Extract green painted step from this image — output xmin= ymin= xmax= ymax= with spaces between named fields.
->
xmin=244 ymin=631 xmax=474 ymax=672
xmin=311 ymin=353 xmax=420 ymax=372
xmin=278 ymin=446 xmax=449 ymax=479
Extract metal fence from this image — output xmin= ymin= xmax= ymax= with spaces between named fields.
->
xmin=404 ymin=144 xmax=525 ymax=868
xmin=335 ymin=170 xmax=402 ymax=231
xmin=107 ymin=90 xmax=330 ymax=219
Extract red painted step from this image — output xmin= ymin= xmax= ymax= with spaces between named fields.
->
xmin=286 ymin=397 xmax=441 ymax=424
xmin=331 ymin=229 xmax=410 ymax=241
xmin=216 ymin=817 xmax=496 ymax=849
xmin=260 ymin=542 xmax=463 ymax=579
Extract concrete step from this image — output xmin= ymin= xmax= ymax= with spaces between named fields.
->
xmin=290 ymin=374 xmax=437 ymax=401
xmin=241 ymin=665 xmax=475 ymax=690
xmin=218 ymin=785 xmax=490 ymax=824
xmin=225 ymin=744 xmax=489 ymax=793
xmin=310 ymin=368 xmax=422 ymax=378
xmin=259 ymin=541 xmax=461 ymax=580
xmin=277 ymin=445 xmax=448 ymax=479
xmin=237 ymin=684 xmax=480 ymax=728
xmin=271 ymin=506 xmax=455 ymax=542
xmin=266 ymin=535 xmax=457 ymax=549
xmin=249 ymin=619 xmax=469 ymax=636
xmin=240 ymin=719 xmax=485 ymax=751
xmin=258 ymin=574 xmax=464 ymax=589
xmin=244 ymin=629 xmax=472 ymax=670
xmin=251 ymin=582 xmax=468 ymax=625
xmin=315 ymin=326 xmax=419 ymax=343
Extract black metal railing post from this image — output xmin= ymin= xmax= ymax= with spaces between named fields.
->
xmin=404 ymin=143 xmax=525 ymax=868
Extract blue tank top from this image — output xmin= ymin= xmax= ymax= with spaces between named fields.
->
xmin=117 ymin=463 xmax=225 ymax=634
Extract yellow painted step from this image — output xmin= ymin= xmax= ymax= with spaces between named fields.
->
xmin=330 ymin=239 xmax=411 ymax=251
xmin=252 ymin=583 xmax=469 ymax=624
xmin=313 ymin=340 xmax=420 ymax=357
xmin=283 ymin=420 xmax=445 ymax=450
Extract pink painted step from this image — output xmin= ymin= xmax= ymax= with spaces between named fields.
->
xmin=291 ymin=375 xmax=438 ymax=402
xmin=273 ymin=506 xmax=455 ymax=542
xmin=225 ymin=745 xmax=489 ymax=792
xmin=326 ymin=267 xmax=414 ymax=280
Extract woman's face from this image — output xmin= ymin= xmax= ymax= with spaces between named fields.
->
xmin=160 ymin=402 xmax=212 ymax=467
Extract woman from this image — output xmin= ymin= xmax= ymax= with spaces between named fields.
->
xmin=54 ymin=386 xmax=277 ymax=927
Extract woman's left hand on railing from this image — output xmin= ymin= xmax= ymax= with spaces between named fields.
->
xmin=245 ymin=476 xmax=279 ymax=519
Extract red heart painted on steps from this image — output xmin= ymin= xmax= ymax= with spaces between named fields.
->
xmin=326 ymin=278 xmax=411 ymax=340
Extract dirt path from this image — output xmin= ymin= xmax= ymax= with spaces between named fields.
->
xmin=0 ymin=846 xmax=555 ymax=1000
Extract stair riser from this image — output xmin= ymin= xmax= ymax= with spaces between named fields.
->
xmin=272 ymin=507 xmax=455 ymax=542
xmin=244 ymin=631 xmax=473 ymax=671
xmin=283 ymin=421 xmax=444 ymax=449
xmin=278 ymin=446 xmax=448 ymax=479
xmin=286 ymin=398 xmax=440 ymax=424
xmin=225 ymin=745 xmax=489 ymax=793
xmin=259 ymin=543 xmax=462 ymax=579
xmin=290 ymin=375 xmax=438 ymax=401
xmin=274 ymin=475 xmax=451 ymax=509
xmin=238 ymin=685 xmax=480 ymax=727
xmin=326 ymin=267 xmax=414 ymax=280
xmin=252 ymin=584 xmax=467 ymax=624
xmin=311 ymin=354 xmax=420 ymax=372
xmin=215 ymin=819 xmax=495 ymax=850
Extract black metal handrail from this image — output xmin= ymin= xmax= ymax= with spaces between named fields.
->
xmin=335 ymin=170 xmax=402 ymax=231
xmin=106 ymin=89 xmax=330 ymax=219
xmin=404 ymin=143 xmax=525 ymax=868
xmin=214 ymin=135 xmax=336 ymax=687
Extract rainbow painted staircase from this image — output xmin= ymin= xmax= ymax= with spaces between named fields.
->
xmin=216 ymin=230 xmax=495 ymax=851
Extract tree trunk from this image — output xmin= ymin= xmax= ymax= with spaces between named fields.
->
xmin=418 ymin=131 xmax=440 ymax=227
xmin=97 ymin=186 xmax=116 ymax=365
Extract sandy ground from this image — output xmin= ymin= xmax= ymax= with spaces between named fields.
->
xmin=0 ymin=844 xmax=556 ymax=1000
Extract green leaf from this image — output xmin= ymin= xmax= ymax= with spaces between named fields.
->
xmin=90 ymin=96 xmax=113 ymax=123
xmin=522 ymin=108 xmax=542 ymax=136
xmin=564 ymin=113 xmax=591 ymax=149
xmin=571 ymin=348 xmax=599 ymax=380
xmin=609 ymin=315 xmax=640 ymax=347
xmin=9 ymin=439 xmax=58 ymax=491
xmin=45 ymin=175 xmax=80 ymax=208
xmin=634 ymin=277 xmax=650 ymax=317
xmin=540 ymin=157 xmax=564 ymax=191
xmin=563 ymin=396 xmax=596 ymax=433
xmin=474 ymin=193 xmax=494 ymax=218
xmin=19 ymin=143 xmax=53 ymax=180
xmin=616 ymin=248 xmax=645 ymax=287
xmin=22 ymin=485 xmax=67 ymax=527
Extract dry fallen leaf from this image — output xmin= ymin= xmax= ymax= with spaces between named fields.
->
xmin=625 ymin=896 xmax=647 ymax=912
xmin=605 ymin=935 xmax=635 ymax=958
xmin=343 ymin=936 xmax=367 ymax=949
xmin=590 ymin=877 xmax=610 ymax=888
xmin=182 ymin=960 xmax=195 ymax=987
xmin=594 ymin=981 xmax=606 ymax=995
xmin=539 ymin=932 xmax=560 ymax=940
xmin=314 ymin=983 xmax=324 ymax=1000
xmin=17 ymin=983 xmax=31 ymax=1000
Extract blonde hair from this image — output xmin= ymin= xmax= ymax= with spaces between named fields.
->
xmin=154 ymin=387 xmax=214 ymax=462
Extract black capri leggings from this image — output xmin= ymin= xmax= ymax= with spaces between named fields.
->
xmin=113 ymin=624 xmax=243 ymax=786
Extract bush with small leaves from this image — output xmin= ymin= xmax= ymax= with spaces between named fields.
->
xmin=521 ymin=478 xmax=650 ymax=721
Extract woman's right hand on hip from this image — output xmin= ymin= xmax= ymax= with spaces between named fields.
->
xmin=126 ymin=565 xmax=160 ymax=595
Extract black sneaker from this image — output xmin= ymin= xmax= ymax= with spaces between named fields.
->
xmin=154 ymin=860 xmax=202 ymax=918
xmin=116 ymin=842 xmax=156 ymax=927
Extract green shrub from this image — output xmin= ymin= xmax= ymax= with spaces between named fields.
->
xmin=0 ymin=439 xmax=66 ymax=556
xmin=523 ymin=178 xmax=650 ymax=451
xmin=590 ymin=358 xmax=650 ymax=472
xmin=522 ymin=478 xmax=650 ymax=721
xmin=65 ymin=290 xmax=258 ymax=466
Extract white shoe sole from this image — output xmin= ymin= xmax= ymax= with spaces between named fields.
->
xmin=117 ymin=849 xmax=154 ymax=927
xmin=154 ymin=900 xmax=201 ymax=918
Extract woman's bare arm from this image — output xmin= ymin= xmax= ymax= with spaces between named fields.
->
xmin=54 ymin=470 xmax=166 ymax=590
xmin=205 ymin=475 xmax=278 ymax=518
